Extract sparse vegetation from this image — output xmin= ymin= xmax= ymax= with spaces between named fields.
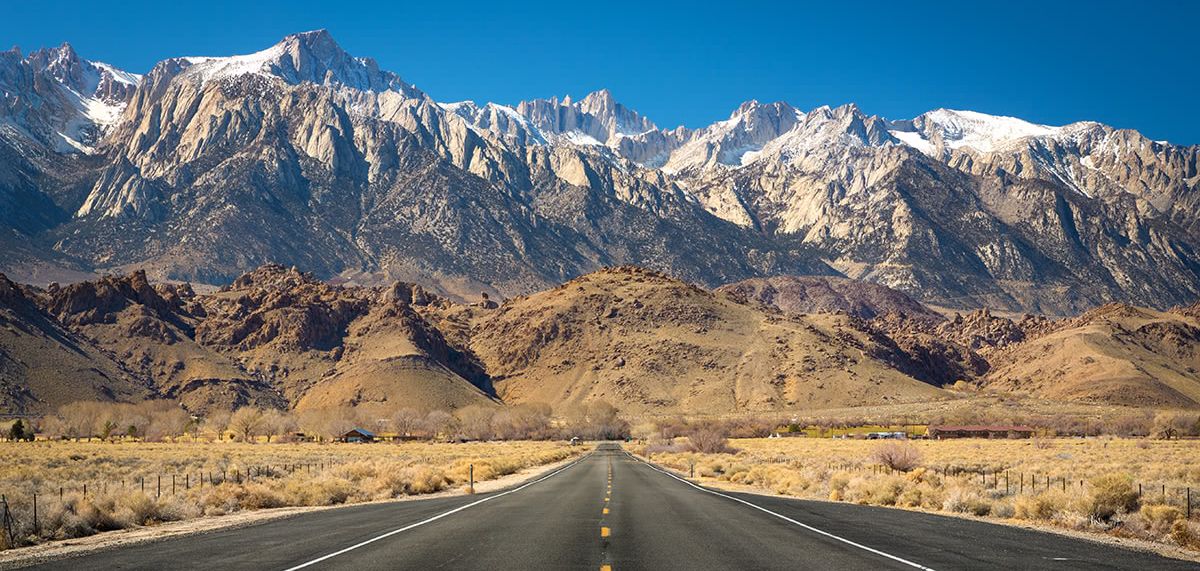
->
xmin=638 ymin=436 xmax=1200 ymax=553
xmin=686 ymin=428 xmax=735 ymax=454
xmin=871 ymin=442 xmax=922 ymax=472
xmin=0 ymin=439 xmax=580 ymax=550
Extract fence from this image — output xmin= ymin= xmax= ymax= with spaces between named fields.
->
xmin=0 ymin=459 xmax=347 ymax=549
xmin=867 ymin=463 xmax=1194 ymax=519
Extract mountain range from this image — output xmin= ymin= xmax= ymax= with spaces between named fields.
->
xmin=2 ymin=30 xmax=1199 ymax=314
xmin=4 ymin=264 xmax=1200 ymax=416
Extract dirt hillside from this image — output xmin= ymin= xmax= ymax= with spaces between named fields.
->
xmin=467 ymin=267 xmax=947 ymax=413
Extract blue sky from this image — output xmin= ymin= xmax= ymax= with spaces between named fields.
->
xmin=4 ymin=0 xmax=1196 ymax=144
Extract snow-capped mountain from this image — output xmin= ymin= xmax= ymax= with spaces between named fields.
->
xmin=2 ymin=30 xmax=1198 ymax=314
xmin=1 ymin=42 xmax=139 ymax=154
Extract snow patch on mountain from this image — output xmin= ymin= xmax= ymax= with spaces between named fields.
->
xmin=889 ymin=109 xmax=1062 ymax=156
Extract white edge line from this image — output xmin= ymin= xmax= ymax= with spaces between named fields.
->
xmin=280 ymin=453 xmax=591 ymax=571
xmin=630 ymin=453 xmax=937 ymax=571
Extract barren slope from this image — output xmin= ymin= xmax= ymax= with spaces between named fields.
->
xmin=196 ymin=266 xmax=496 ymax=412
xmin=717 ymin=275 xmax=945 ymax=323
xmin=469 ymin=267 xmax=946 ymax=414
xmin=0 ymin=275 xmax=150 ymax=414
xmin=984 ymin=304 xmax=1200 ymax=408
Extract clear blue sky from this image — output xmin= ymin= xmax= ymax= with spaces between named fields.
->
xmin=4 ymin=0 xmax=1197 ymax=144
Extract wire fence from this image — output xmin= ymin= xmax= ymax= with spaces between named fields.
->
xmin=0 ymin=459 xmax=347 ymax=549
xmin=868 ymin=463 xmax=1195 ymax=519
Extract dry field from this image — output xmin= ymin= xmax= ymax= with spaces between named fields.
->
xmin=0 ymin=440 xmax=580 ymax=550
xmin=639 ymin=437 xmax=1200 ymax=552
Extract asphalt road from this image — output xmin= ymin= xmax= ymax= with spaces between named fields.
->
xmin=20 ymin=444 xmax=1198 ymax=570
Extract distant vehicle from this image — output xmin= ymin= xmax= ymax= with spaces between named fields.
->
xmin=866 ymin=431 xmax=907 ymax=440
xmin=569 ymin=437 xmax=580 ymax=446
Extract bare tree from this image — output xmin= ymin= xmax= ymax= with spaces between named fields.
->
xmin=229 ymin=408 xmax=266 ymax=443
xmin=423 ymin=410 xmax=458 ymax=440
xmin=261 ymin=410 xmax=297 ymax=442
xmin=149 ymin=406 xmax=193 ymax=442
xmin=205 ymin=409 xmax=232 ymax=441
xmin=390 ymin=407 xmax=422 ymax=437
xmin=1152 ymin=412 xmax=1194 ymax=440
xmin=456 ymin=405 xmax=496 ymax=441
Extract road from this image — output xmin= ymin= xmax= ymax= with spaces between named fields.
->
xmin=19 ymin=444 xmax=1197 ymax=570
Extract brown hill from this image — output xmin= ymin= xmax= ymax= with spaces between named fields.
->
xmin=0 ymin=274 xmax=151 ymax=414
xmin=983 ymin=304 xmax=1200 ymax=408
xmin=6 ymin=264 xmax=1200 ymax=416
xmin=39 ymin=271 xmax=283 ymax=412
xmin=466 ymin=267 xmax=946 ymax=414
xmin=191 ymin=265 xmax=495 ymax=412
xmin=717 ymin=275 xmax=945 ymax=324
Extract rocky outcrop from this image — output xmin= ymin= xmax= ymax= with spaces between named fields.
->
xmin=717 ymin=275 xmax=944 ymax=323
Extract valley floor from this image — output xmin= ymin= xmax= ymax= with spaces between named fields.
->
xmin=0 ymin=440 xmax=580 ymax=553
xmin=638 ymin=437 xmax=1200 ymax=557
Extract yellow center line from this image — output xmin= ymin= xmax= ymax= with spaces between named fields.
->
xmin=603 ymin=507 xmax=609 ymax=515
xmin=601 ymin=565 xmax=612 ymax=571
xmin=601 ymin=526 xmax=611 ymax=538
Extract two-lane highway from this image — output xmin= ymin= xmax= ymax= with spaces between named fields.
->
xmin=18 ymin=444 xmax=1198 ymax=570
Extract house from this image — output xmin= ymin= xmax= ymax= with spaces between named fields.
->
xmin=339 ymin=428 xmax=376 ymax=443
xmin=927 ymin=425 xmax=1035 ymax=439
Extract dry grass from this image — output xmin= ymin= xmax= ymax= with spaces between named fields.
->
xmin=0 ymin=440 xmax=580 ymax=550
xmin=638 ymin=437 xmax=1200 ymax=552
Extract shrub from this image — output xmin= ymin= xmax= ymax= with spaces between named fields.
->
xmin=872 ymin=442 xmax=922 ymax=472
xmin=1014 ymin=492 xmax=1066 ymax=520
xmin=1138 ymin=504 xmax=1183 ymax=536
xmin=1171 ymin=520 xmax=1200 ymax=549
xmin=687 ymin=428 xmax=735 ymax=454
xmin=1087 ymin=473 xmax=1138 ymax=521
xmin=828 ymin=471 xmax=852 ymax=501
xmin=942 ymin=487 xmax=992 ymax=516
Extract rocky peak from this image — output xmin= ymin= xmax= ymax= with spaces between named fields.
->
xmin=659 ymin=99 xmax=800 ymax=173
xmin=43 ymin=270 xmax=181 ymax=326
xmin=26 ymin=43 xmax=84 ymax=86
xmin=179 ymin=29 xmax=417 ymax=95
xmin=516 ymin=88 xmax=658 ymax=145
xmin=226 ymin=264 xmax=322 ymax=292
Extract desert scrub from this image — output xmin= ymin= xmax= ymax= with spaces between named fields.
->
xmin=0 ymin=440 xmax=580 ymax=550
xmin=641 ymin=437 xmax=1200 ymax=553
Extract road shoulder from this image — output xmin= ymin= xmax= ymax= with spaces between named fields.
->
xmin=0 ymin=452 xmax=586 ymax=570
xmin=638 ymin=455 xmax=1200 ymax=566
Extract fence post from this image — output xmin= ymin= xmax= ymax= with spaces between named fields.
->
xmin=83 ymin=483 xmax=87 ymax=498
xmin=32 ymin=490 xmax=38 ymax=535
xmin=2 ymin=495 xmax=13 ymax=548
xmin=469 ymin=464 xmax=475 ymax=494
xmin=172 ymin=475 xmax=176 ymax=495
xmin=157 ymin=474 xmax=161 ymax=498
xmin=1188 ymin=488 xmax=1192 ymax=520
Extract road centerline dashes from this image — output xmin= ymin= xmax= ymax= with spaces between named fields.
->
xmin=600 ymin=453 xmax=615 ymax=571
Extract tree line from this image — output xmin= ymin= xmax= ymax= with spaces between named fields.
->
xmin=5 ymin=400 xmax=631 ymax=443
